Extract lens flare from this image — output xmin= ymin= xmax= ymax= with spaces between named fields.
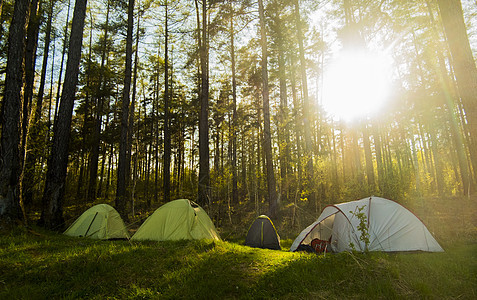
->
xmin=321 ymin=50 xmax=393 ymax=122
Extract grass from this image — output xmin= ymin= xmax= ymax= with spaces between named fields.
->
xmin=1 ymin=196 xmax=476 ymax=299
xmin=1 ymin=229 xmax=476 ymax=299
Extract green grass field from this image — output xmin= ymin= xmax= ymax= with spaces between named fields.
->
xmin=1 ymin=197 xmax=476 ymax=299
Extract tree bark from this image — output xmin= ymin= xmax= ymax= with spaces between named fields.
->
xmin=294 ymin=0 xmax=314 ymax=204
xmin=258 ymin=0 xmax=278 ymax=217
xmin=23 ymin=0 xmax=54 ymax=208
xmin=163 ymin=0 xmax=171 ymax=203
xmin=229 ymin=2 xmax=238 ymax=205
xmin=87 ymin=0 xmax=111 ymax=202
xmin=53 ymin=0 xmax=71 ymax=124
xmin=198 ymin=0 xmax=210 ymax=206
xmin=116 ymin=0 xmax=134 ymax=220
xmin=437 ymin=0 xmax=477 ymax=189
xmin=40 ymin=0 xmax=87 ymax=230
xmin=128 ymin=7 xmax=141 ymax=207
xmin=0 ymin=0 xmax=29 ymax=227
xmin=276 ymin=11 xmax=290 ymax=205
xmin=362 ymin=123 xmax=375 ymax=192
xmin=22 ymin=0 xmax=41 ymax=153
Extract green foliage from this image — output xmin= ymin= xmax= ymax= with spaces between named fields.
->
xmin=348 ymin=205 xmax=370 ymax=252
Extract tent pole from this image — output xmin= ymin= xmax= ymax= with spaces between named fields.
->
xmin=84 ymin=212 xmax=99 ymax=237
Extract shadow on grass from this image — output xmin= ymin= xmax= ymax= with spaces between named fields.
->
xmin=1 ymin=231 xmax=476 ymax=299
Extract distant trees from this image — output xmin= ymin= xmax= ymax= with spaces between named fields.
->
xmin=0 ymin=0 xmax=475 ymax=230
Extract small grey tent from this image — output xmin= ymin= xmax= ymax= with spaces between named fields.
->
xmin=245 ymin=215 xmax=281 ymax=250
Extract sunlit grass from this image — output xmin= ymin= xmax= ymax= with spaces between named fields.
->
xmin=1 ymin=225 xmax=475 ymax=299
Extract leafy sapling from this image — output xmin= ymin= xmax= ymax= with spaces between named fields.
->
xmin=349 ymin=205 xmax=370 ymax=252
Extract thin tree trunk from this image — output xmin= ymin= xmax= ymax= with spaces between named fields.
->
xmin=294 ymin=0 xmax=314 ymax=204
xmin=363 ymin=123 xmax=375 ymax=192
xmin=258 ymin=0 xmax=278 ymax=217
xmin=24 ymin=0 xmax=54 ymax=207
xmin=87 ymin=0 xmax=110 ymax=202
xmin=373 ymin=123 xmax=384 ymax=192
xmin=22 ymin=0 xmax=41 ymax=154
xmin=77 ymin=5 xmax=94 ymax=201
xmin=40 ymin=0 xmax=88 ymax=230
xmin=198 ymin=0 xmax=210 ymax=206
xmin=53 ymin=0 xmax=71 ymax=124
xmin=163 ymin=1 xmax=171 ymax=203
xmin=128 ymin=8 xmax=140 ymax=205
xmin=290 ymin=54 xmax=302 ymax=186
xmin=116 ymin=0 xmax=134 ymax=220
xmin=277 ymin=26 xmax=289 ymax=205
xmin=229 ymin=6 xmax=238 ymax=205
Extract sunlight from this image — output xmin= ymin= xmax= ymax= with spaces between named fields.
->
xmin=321 ymin=50 xmax=393 ymax=122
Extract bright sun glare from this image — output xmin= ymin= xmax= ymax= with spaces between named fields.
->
xmin=321 ymin=50 xmax=393 ymax=122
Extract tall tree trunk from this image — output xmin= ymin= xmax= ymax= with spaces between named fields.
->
xmin=24 ymin=0 xmax=54 ymax=208
xmin=437 ymin=0 xmax=477 ymax=189
xmin=40 ymin=0 xmax=87 ymax=230
xmin=277 ymin=25 xmax=289 ymax=205
xmin=428 ymin=123 xmax=445 ymax=196
xmin=290 ymin=54 xmax=302 ymax=187
xmin=53 ymin=0 xmax=71 ymax=124
xmin=163 ymin=1 xmax=171 ymax=203
xmin=258 ymin=0 xmax=278 ymax=217
xmin=116 ymin=0 xmax=134 ymax=220
xmin=87 ymin=0 xmax=110 ymax=202
xmin=294 ymin=0 xmax=314 ymax=204
xmin=22 ymin=0 xmax=41 ymax=153
xmin=128 ymin=8 xmax=140 ymax=208
xmin=363 ymin=123 xmax=375 ymax=192
xmin=77 ymin=9 xmax=94 ymax=201
xmin=0 ymin=0 xmax=5 ymax=41
xmin=229 ymin=2 xmax=238 ymax=205
xmin=373 ymin=123 xmax=384 ymax=193
xmin=46 ymin=30 xmax=56 ymax=141
xmin=198 ymin=0 xmax=210 ymax=206
xmin=0 ymin=0 xmax=29 ymax=227
xmin=425 ymin=0 xmax=472 ymax=195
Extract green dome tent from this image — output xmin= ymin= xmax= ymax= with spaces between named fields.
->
xmin=64 ymin=204 xmax=129 ymax=240
xmin=131 ymin=199 xmax=220 ymax=241
xmin=245 ymin=215 xmax=281 ymax=250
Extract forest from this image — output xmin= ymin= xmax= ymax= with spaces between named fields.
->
xmin=0 ymin=0 xmax=476 ymax=232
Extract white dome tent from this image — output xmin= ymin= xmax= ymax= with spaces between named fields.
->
xmin=290 ymin=196 xmax=444 ymax=253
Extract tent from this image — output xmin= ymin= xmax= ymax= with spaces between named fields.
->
xmin=131 ymin=199 xmax=220 ymax=241
xmin=245 ymin=215 xmax=281 ymax=250
xmin=64 ymin=204 xmax=129 ymax=239
xmin=290 ymin=196 xmax=443 ymax=253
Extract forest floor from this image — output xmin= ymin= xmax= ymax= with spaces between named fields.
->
xmin=1 ymin=196 xmax=476 ymax=299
